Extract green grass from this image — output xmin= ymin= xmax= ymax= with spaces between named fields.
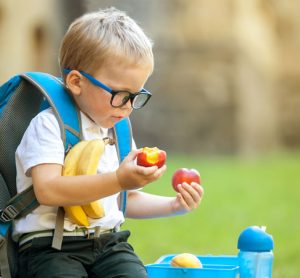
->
xmin=122 ymin=152 xmax=300 ymax=278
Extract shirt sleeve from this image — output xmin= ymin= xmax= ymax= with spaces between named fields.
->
xmin=15 ymin=108 xmax=65 ymax=176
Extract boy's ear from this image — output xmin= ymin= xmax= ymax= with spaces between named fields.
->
xmin=65 ymin=70 xmax=83 ymax=95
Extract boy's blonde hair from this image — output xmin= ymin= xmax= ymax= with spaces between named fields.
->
xmin=59 ymin=7 xmax=154 ymax=76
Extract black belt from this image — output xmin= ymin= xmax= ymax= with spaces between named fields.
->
xmin=18 ymin=227 xmax=115 ymax=252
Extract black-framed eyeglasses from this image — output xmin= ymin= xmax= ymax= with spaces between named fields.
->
xmin=63 ymin=69 xmax=152 ymax=109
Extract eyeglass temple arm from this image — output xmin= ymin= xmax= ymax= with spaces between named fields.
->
xmin=63 ymin=69 xmax=113 ymax=94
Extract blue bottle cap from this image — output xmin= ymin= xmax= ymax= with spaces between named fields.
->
xmin=238 ymin=226 xmax=274 ymax=252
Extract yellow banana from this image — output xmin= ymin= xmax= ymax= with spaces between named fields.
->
xmin=62 ymin=138 xmax=114 ymax=226
xmin=82 ymin=201 xmax=105 ymax=219
xmin=63 ymin=205 xmax=89 ymax=227
xmin=62 ymin=140 xmax=90 ymax=227
xmin=77 ymin=139 xmax=106 ymax=175
xmin=78 ymin=139 xmax=108 ymax=219
xmin=63 ymin=140 xmax=89 ymax=176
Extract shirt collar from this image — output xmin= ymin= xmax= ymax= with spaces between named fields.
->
xmin=80 ymin=112 xmax=108 ymax=137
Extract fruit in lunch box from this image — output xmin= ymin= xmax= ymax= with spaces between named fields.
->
xmin=62 ymin=138 xmax=114 ymax=226
xmin=171 ymin=253 xmax=203 ymax=268
xmin=172 ymin=168 xmax=201 ymax=192
xmin=137 ymin=147 xmax=166 ymax=168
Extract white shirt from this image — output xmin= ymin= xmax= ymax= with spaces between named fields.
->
xmin=13 ymin=108 xmax=135 ymax=239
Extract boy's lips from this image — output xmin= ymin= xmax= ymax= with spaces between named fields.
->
xmin=112 ymin=116 xmax=124 ymax=122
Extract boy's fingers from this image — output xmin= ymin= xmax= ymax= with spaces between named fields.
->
xmin=179 ymin=183 xmax=202 ymax=204
xmin=179 ymin=184 xmax=196 ymax=204
xmin=190 ymin=182 xmax=204 ymax=196
xmin=177 ymin=194 xmax=190 ymax=211
xmin=153 ymin=165 xmax=167 ymax=178
xmin=125 ymin=149 xmax=140 ymax=161
xmin=136 ymin=165 xmax=158 ymax=175
xmin=136 ymin=164 xmax=166 ymax=177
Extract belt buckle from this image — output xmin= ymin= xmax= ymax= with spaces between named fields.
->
xmin=74 ymin=227 xmax=91 ymax=238
xmin=92 ymin=227 xmax=114 ymax=238
xmin=0 ymin=205 xmax=18 ymax=222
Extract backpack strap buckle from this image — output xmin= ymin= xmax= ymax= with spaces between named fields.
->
xmin=0 ymin=205 xmax=18 ymax=222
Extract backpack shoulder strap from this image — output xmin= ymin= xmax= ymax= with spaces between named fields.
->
xmin=19 ymin=73 xmax=82 ymax=251
xmin=113 ymin=118 xmax=132 ymax=215
xmin=0 ymin=72 xmax=81 ymax=226
xmin=27 ymin=73 xmax=133 ymax=215
xmin=0 ymin=72 xmax=82 ymax=277
xmin=21 ymin=72 xmax=82 ymax=151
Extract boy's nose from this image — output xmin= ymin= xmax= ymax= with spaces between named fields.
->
xmin=122 ymin=99 xmax=133 ymax=110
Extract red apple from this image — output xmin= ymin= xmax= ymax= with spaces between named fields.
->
xmin=137 ymin=147 xmax=166 ymax=168
xmin=172 ymin=168 xmax=201 ymax=192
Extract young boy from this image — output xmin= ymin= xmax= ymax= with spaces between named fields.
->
xmin=14 ymin=7 xmax=204 ymax=278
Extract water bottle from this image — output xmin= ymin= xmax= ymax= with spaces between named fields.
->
xmin=238 ymin=226 xmax=274 ymax=278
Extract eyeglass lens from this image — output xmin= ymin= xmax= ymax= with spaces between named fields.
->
xmin=112 ymin=92 xmax=149 ymax=109
xmin=132 ymin=94 xmax=149 ymax=109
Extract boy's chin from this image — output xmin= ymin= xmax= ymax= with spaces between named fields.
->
xmin=96 ymin=119 xmax=116 ymax=129
xmin=87 ymin=115 xmax=114 ymax=129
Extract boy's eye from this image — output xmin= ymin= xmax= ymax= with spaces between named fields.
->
xmin=110 ymin=89 xmax=151 ymax=109
xmin=121 ymin=95 xmax=131 ymax=104
xmin=112 ymin=91 xmax=131 ymax=107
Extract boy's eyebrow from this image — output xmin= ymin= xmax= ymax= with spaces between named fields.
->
xmin=93 ymin=78 xmax=143 ymax=94
xmin=112 ymin=85 xmax=142 ymax=93
xmin=99 ymin=76 xmax=143 ymax=93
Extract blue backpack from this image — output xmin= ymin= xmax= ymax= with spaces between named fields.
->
xmin=0 ymin=72 xmax=132 ymax=278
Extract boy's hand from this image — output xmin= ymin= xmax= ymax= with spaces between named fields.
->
xmin=116 ymin=149 xmax=166 ymax=190
xmin=171 ymin=182 xmax=204 ymax=215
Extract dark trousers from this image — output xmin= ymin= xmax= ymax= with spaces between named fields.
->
xmin=18 ymin=230 xmax=148 ymax=278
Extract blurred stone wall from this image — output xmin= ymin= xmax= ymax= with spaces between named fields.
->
xmin=87 ymin=0 xmax=300 ymax=155
xmin=270 ymin=1 xmax=300 ymax=151
xmin=85 ymin=0 xmax=239 ymax=154
xmin=0 ymin=0 xmax=84 ymax=80
xmin=0 ymin=0 xmax=62 ymax=80
xmin=1 ymin=0 xmax=300 ymax=155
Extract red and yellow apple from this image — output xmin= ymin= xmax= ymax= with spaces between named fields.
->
xmin=172 ymin=168 xmax=201 ymax=192
xmin=137 ymin=147 xmax=166 ymax=168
